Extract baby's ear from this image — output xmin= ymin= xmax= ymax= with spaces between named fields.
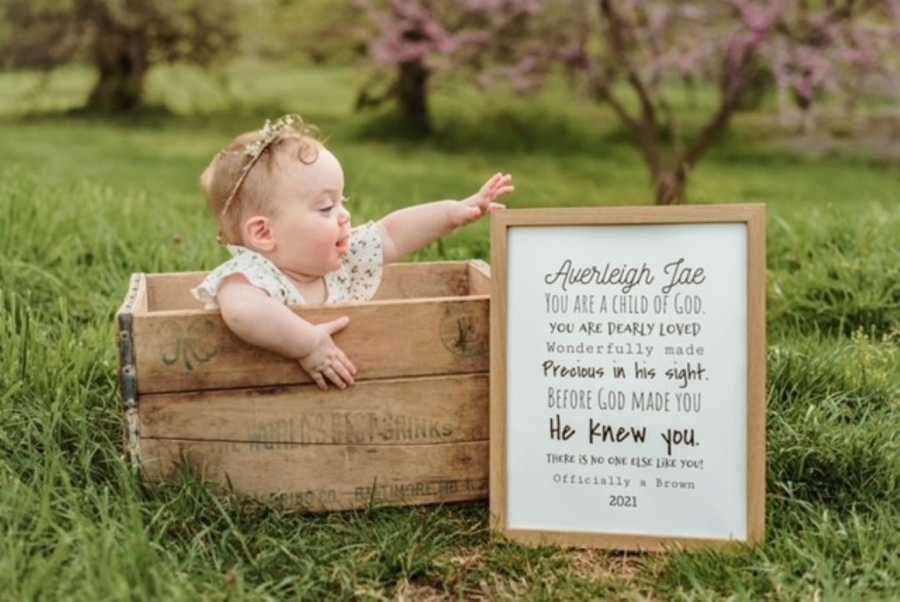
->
xmin=243 ymin=215 xmax=275 ymax=252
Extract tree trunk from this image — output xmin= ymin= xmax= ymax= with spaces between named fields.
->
xmin=396 ymin=60 xmax=432 ymax=135
xmin=86 ymin=31 xmax=150 ymax=112
xmin=653 ymin=165 xmax=688 ymax=205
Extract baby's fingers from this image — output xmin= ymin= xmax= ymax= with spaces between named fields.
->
xmin=322 ymin=366 xmax=350 ymax=389
xmin=486 ymin=172 xmax=503 ymax=186
xmin=480 ymin=172 xmax=502 ymax=193
xmin=332 ymin=359 xmax=354 ymax=388
xmin=491 ymin=180 xmax=515 ymax=196
xmin=308 ymin=367 xmax=329 ymax=391
xmin=337 ymin=348 xmax=357 ymax=375
xmin=489 ymin=173 xmax=512 ymax=191
xmin=335 ymin=366 xmax=354 ymax=388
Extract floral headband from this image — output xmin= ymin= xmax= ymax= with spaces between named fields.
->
xmin=218 ymin=113 xmax=308 ymax=219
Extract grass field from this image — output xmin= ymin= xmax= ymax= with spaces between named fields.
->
xmin=0 ymin=63 xmax=898 ymax=600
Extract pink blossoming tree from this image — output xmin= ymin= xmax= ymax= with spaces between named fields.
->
xmin=359 ymin=0 xmax=899 ymax=203
xmin=353 ymin=0 xmax=547 ymax=134
xmin=527 ymin=0 xmax=899 ymax=203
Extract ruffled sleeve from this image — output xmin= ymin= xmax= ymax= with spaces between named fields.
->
xmin=325 ymin=220 xmax=386 ymax=304
xmin=190 ymin=245 xmax=304 ymax=310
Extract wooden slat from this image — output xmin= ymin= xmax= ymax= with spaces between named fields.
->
xmin=140 ymin=373 xmax=488 ymax=444
xmin=373 ymin=262 xmax=470 ymax=300
xmin=145 ymin=261 xmax=471 ymax=312
xmin=467 ymin=260 xmax=491 ymax=295
xmin=747 ymin=206 xmax=768 ymax=545
xmin=141 ymin=439 xmax=489 ymax=512
xmin=117 ymin=273 xmax=146 ymax=468
xmin=501 ymin=529 xmax=750 ymax=553
xmin=497 ymin=204 xmax=765 ymax=226
xmin=118 ymin=273 xmax=148 ymax=316
xmin=146 ymin=271 xmax=205 ymax=312
xmin=490 ymin=216 xmax=509 ymax=532
xmin=133 ymin=297 xmax=489 ymax=394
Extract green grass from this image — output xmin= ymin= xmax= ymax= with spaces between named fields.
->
xmin=0 ymin=62 xmax=898 ymax=600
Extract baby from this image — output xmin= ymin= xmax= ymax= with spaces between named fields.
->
xmin=191 ymin=114 xmax=513 ymax=391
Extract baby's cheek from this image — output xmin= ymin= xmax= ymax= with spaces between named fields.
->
xmin=315 ymin=225 xmax=335 ymax=246
xmin=310 ymin=227 xmax=337 ymax=256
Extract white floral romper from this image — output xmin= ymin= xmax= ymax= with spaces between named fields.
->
xmin=191 ymin=220 xmax=386 ymax=309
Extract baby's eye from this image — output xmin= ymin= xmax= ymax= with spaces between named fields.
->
xmin=320 ymin=196 xmax=349 ymax=214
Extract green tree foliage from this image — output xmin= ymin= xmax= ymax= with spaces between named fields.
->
xmin=239 ymin=0 xmax=364 ymax=65
xmin=1 ymin=0 xmax=239 ymax=112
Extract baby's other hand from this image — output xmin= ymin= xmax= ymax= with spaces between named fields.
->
xmin=297 ymin=316 xmax=357 ymax=390
xmin=451 ymin=172 xmax=514 ymax=227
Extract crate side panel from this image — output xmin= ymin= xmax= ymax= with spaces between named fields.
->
xmin=141 ymin=439 xmax=489 ymax=511
xmin=145 ymin=262 xmax=471 ymax=312
xmin=147 ymin=272 xmax=206 ymax=312
xmin=373 ymin=262 xmax=469 ymax=300
xmin=467 ymin=260 xmax=491 ymax=295
xmin=116 ymin=273 xmax=146 ymax=468
xmin=133 ymin=298 xmax=489 ymax=394
xmin=140 ymin=373 xmax=488 ymax=444
xmin=118 ymin=272 xmax=148 ymax=316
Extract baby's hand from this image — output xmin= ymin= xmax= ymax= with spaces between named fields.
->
xmin=451 ymin=172 xmax=514 ymax=227
xmin=297 ymin=316 xmax=357 ymax=390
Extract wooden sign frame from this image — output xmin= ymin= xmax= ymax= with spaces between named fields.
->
xmin=489 ymin=204 xmax=766 ymax=551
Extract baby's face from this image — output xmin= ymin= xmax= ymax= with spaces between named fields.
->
xmin=266 ymin=144 xmax=352 ymax=276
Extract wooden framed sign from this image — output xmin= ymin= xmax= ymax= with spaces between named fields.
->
xmin=489 ymin=204 xmax=766 ymax=551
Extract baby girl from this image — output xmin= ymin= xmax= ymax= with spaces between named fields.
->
xmin=191 ymin=115 xmax=513 ymax=391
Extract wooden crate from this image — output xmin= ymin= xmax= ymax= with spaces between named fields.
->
xmin=116 ymin=260 xmax=491 ymax=512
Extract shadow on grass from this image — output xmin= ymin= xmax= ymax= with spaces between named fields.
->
xmin=346 ymin=106 xmax=633 ymax=157
xmin=6 ymin=101 xmax=897 ymax=176
xmin=4 ymin=103 xmax=346 ymax=137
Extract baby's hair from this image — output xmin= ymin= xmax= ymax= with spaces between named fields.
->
xmin=201 ymin=114 xmax=322 ymax=245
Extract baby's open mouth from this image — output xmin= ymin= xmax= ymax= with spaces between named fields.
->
xmin=336 ymin=235 xmax=350 ymax=251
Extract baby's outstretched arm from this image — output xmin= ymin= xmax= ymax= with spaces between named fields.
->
xmin=377 ymin=173 xmax=513 ymax=263
xmin=216 ymin=275 xmax=357 ymax=390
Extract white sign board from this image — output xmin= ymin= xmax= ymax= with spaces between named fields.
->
xmin=489 ymin=205 xmax=766 ymax=551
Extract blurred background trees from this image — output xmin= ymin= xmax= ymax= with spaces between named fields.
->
xmin=0 ymin=0 xmax=896 ymax=203
xmin=533 ymin=0 xmax=900 ymax=203
xmin=350 ymin=0 xmax=898 ymax=203
xmin=352 ymin=0 xmax=551 ymax=134
xmin=1 ymin=0 xmax=239 ymax=111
